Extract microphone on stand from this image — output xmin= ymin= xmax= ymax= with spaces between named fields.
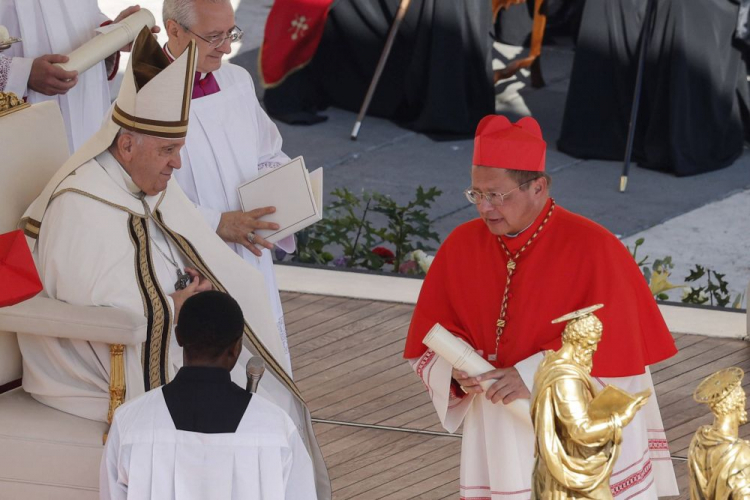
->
xmin=246 ymin=357 xmax=265 ymax=394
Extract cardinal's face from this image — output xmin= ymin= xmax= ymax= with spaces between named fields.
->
xmin=470 ymin=166 xmax=547 ymax=236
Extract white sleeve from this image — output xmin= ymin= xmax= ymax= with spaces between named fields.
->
xmin=409 ymin=351 xmax=473 ymax=434
xmin=514 ymin=351 xmax=545 ymax=392
xmin=4 ymin=56 xmax=33 ymax=97
xmin=252 ymin=82 xmax=290 ymax=169
xmin=283 ymin=426 xmax=317 ymax=499
xmin=100 ymin=417 xmax=127 ymax=500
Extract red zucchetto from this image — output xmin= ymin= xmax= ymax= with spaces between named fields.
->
xmin=472 ymin=115 xmax=546 ymax=172
xmin=0 ymin=229 xmax=43 ymax=307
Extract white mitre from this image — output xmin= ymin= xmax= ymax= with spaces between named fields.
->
xmin=20 ymin=27 xmax=197 ymax=247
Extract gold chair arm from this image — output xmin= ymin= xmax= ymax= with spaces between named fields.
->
xmin=0 ymin=91 xmax=30 ymax=117
xmin=103 ymin=343 xmax=126 ymax=444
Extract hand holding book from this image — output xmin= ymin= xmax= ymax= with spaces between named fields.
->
xmin=237 ymin=157 xmax=323 ymax=245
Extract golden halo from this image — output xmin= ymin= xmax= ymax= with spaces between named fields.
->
xmin=694 ymin=367 xmax=744 ymax=404
xmin=551 ymin=304 xmax=604 ymax=324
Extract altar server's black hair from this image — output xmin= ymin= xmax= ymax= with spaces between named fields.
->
xmin=177 ymin=291 xmax=244 ymax=358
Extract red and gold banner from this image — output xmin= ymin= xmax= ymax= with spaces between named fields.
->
xmin=260 ymin=0 xmax=335 ymax=88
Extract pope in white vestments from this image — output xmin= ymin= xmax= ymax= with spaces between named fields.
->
xmin=19 ymin=27 xmax=331 ymax=499
xmin=164 ymin=0 xmax=295 ymax=366
xmin=0 ymin=0 xmax=140 ymax=152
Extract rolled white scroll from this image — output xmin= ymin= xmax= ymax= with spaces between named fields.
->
xmin=423 ymin=323 xmax=530 ymax=419
xmin=423 ymin=323 xmax=498 ymax=391
xmin=55 ymin=9 xmax=156 ymax=75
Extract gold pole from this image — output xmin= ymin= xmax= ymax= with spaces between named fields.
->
xmin=103 ymin=343 xmax=126 ymax=444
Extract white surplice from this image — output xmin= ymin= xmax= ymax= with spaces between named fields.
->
xmin=174 ymin=62 xmax=293 ymax=368
xmin=410 ymin=351 xmax=679 ymax=499
xmin=100 ymin=388 xmax=316 ymax=500
xmin=0 ymin=0 xmax=111 ymax=152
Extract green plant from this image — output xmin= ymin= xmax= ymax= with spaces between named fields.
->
xmin=293 ymin=227 xmax=333 ymax=265
xmin=370 ymin=187 xmax=442 ymax=272
xmin=319 ymin=188 xmax=386 ymax=270
xmin=284 ymin=186 xmax=442 ymax=275
xmin=643 ymin=256 xmax=683 ymax=301
xmin=626 ymin=238 xmax=649 ymax=267
xmin=682 ymin=265 xmax=745 ymax=308
xmin=628 ymin=238 xmax=745 ymax=308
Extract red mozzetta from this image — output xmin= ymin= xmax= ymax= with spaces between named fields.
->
xmin=404 ymin=198 xmax=677 ymax=377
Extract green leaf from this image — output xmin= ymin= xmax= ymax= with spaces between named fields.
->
xmin=685 ymin=265 xmax=705 ymax=282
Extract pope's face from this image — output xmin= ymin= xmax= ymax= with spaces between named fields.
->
xmin=470 ymin=166 xmax=546 ymax=236
xmin=124 ymin=134 xmax=185 ymax=196
xmin=169 ymin=0 xmax=235 ymax=74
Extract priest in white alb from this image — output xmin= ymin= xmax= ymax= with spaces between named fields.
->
xmin=0 ymin=0 xmax=151 ymax=152
xmin=162 ymin=0 xmax=294 ymax=367
xmin=18 ymin=27 xmax=330 ymax=499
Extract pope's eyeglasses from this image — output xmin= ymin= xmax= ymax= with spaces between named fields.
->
xmin=182 ymin=25 xmax=243 ymax=49
xmin=464 ymin=179 xmax=535 ymax=206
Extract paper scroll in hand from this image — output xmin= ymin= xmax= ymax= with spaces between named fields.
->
xmin=423 ymin=323 xmax=530 ymax=419
xmin=55 ymin=9 xmax=156 ymax=75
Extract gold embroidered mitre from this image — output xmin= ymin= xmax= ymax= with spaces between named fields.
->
xmin=112 ymin=27 xmax=195 ymax=138
xmin=21 ymin=27 xmax=197 ymax=244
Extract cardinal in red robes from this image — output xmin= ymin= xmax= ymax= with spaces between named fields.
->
xmin=403 ymin=115 xmax=679 ymax=499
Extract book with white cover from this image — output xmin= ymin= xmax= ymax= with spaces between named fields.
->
xmin=237 ymin=156 xmax=323 ymax=244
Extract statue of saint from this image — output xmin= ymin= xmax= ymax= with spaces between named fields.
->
xmin=530 ymin=304 xmax=651 ymax=499
xmin=689 ymin=367 xmax=750 ymax=500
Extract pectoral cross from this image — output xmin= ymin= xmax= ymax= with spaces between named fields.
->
xmin=175 ymin=269 xmax=190 ymax=291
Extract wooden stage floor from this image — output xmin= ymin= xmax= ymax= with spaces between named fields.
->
xmin=282 ymin=292 xmax=750 ymax=500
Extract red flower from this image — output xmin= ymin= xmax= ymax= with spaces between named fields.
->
xmin=372 ymin=246 xmax=395 ymax=264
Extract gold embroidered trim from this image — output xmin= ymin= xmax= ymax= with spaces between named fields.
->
xmin=152 ymin=210 xmax=304 ymax=403
xmin=20 ymin=217 xmax=41 ymax=238
xmin=128 ymin=214 xmax=171 ymax=389
xmin=181 ymin=40 xmax=196 ymax=121
xmin=112 ymin=105 xmax=188 ymax=138
xmin=491 ymin=199 xmax=556 ymax=361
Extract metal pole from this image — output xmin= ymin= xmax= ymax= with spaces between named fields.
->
xmin=311 ymin=417 xmax=461 ymax=437
xmin=350 ymin=0 xmax=412 ymax=140
xmin=620 ymin=0 xmax=658 ymax=193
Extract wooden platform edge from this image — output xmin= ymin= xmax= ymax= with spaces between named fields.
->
xmin=275 ymin=265 xmax=748 ymax=339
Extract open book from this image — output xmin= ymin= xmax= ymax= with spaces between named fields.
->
xmin=237 ymin=156 xmax=323 ymax=244
xmin=588 ymin=385 xmax=651 ymax=420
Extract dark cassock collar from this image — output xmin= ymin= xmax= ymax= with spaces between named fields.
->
xmin=172 ymin=365 xmax=233 ymax=384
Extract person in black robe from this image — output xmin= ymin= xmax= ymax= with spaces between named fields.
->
xmin=557 ymin=0 xmax=750 ymax=176
xmin=264 ymin=0 xmax=495 ymax=136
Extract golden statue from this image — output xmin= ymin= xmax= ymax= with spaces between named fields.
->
xmin=0 ymin=91 xmax=28 ymax=117
xmin=530 ymin=304 xmax=651 ymax=499
xmin=688 ymin=367 xmax=750 ymax=500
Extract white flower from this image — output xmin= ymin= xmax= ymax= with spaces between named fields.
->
xmin=682 ymin=287 xmax=709 ymax=302
xmin=411 ymin=250 xmax=434 ymax=273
